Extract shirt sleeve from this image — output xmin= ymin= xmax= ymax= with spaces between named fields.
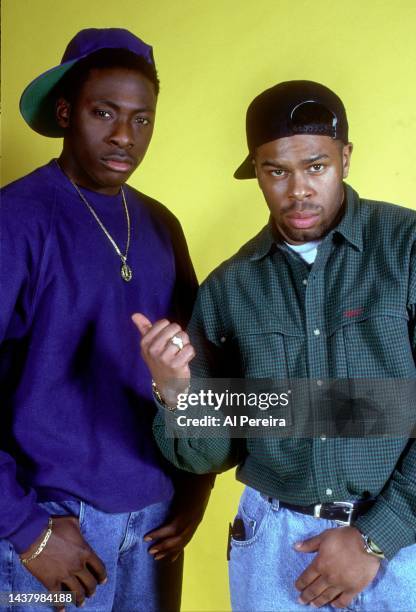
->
xmin=0 ymin=189 xmax=51 ymax=552
xmin=166 ymin=213 xmax=198 ymax=329
xmin=354 ymin=240 xmax=416 ymax=559
xmin=155 ymin=212 xmax=217 ymax=489
xmin=153 ymin=279 xmax=245 ymax=474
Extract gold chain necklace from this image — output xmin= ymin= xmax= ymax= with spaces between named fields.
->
xmin=58 ymin=161 xmax=133 ymax=282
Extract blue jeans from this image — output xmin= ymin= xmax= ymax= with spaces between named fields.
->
xmin=229 ymin=487 xmax=416 ymax=612
xmin=0 ymin=499 xmax=182 ymax=612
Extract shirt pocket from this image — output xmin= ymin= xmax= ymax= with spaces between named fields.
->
xmin=230 ymin=324 xmax=302 ymax=379
xmin=329 ymin=306 xmax=413 ymax=378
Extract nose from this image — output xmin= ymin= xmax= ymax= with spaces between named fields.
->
xmin=108 ymin=119 xmax=134 ymax=149
xmin=288 ymin=171 xmax=312 ymax=202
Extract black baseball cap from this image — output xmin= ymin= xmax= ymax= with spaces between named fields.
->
xmin=234 ymin=80 xmax=349 ymax=179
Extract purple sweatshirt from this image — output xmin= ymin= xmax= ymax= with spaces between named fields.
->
xmin=0 ymin=160 xmax=197 ymax=552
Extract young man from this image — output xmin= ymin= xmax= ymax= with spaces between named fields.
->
xmin=0 ymin=28 xmax=212 ymax=611
xmin=134 ymin=81 xmax=416 ymax=610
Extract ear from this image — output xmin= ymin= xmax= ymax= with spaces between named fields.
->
xmin=56 ymin=97 xmax=71 ymax=129
xmin=342 ymin=142 xmax=353 ymax=179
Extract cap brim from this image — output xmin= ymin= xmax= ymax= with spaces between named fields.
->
xmin=19 ymin=59 xmax=79 ymax=137
xmin=233 ymin=154 xmax=256 ymax=180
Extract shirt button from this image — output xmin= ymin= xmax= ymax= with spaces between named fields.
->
xmin=313 ymin=329 xmax=321 ymax=336
xmin=220 ymin=336 xmax=226 ymax=343
xmin=317 ymin=379 xmax=323 ymax=386
xmin=302 ymin=279 xmax=308 ymax=286
xmin=320 ymin=435 xmax=327 ymax=441
xmin=326 ymin=488 xmax=333 ymax=496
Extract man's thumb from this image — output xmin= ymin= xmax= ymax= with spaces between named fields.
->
xmin=132 ymin=313 xmax=152 ymax=336
xmin=294 ymin=534 xmax=322 ymax=553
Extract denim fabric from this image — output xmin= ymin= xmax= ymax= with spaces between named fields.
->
xmin=228 ymin=487 xmax=416 ymax=612
xmin=0 ymin=499 xmax=182 ymax=612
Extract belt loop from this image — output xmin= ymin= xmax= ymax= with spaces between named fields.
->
xmin=268 ymin=496 xmax=279 ymax=511
xmin=261 ymin=493 xmax=280 ymax=511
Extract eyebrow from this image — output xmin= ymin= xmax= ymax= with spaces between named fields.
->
xmin=94 ymin=99 xmax=156 ymax=113
xmin=261 ymin=153 xmax=330 ymax=168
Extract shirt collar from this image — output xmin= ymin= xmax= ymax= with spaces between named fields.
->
xmin=249 ymin=182 xmax=363 ymax=262
xmin=332 ymin=183 xmax=364 ymax=252
xmin=248 ymin=219 xmax=278 ymax=261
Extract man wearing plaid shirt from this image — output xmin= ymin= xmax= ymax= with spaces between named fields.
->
xmin=134 ymin=81 xmax=416 ymax=610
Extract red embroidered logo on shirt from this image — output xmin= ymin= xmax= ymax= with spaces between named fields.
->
xmin=344 ymin=308 xmax=363 ymax=318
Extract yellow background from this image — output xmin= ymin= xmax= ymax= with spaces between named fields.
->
xmin=2 ymin=1 xmax=416 ymax=610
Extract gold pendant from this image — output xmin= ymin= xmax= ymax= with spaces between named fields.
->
xmin=121 ymin=262 xmax=133 ymax=282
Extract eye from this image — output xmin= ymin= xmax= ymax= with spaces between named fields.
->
xmin=94 ymin=110 xmax=112 ymax=119
xmin=270 ymin=168 xmax=285 ymax=177
xmin=135 ymin=117 xmax=151 ymax=126
xmin=309 ymin=163 xmax=325 ymax=172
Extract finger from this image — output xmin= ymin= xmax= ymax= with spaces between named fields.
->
xmin=132 ymin=313 xmax=153 ymax=336
xmin=170 ymin=330 xmax=190 ymax=348
xmin=144 ymin=521 xmax=178 ymax=542
xmin=148 ymin=534 xmax=184 ymax=556
xmin=309 ymin=586 xmax=343 ymax=608
xmin=84 ymin=553 xmax=107 ymax=585
xmin=295 ymin=562 xmax=321 ymax=591
xmin=75 ymin=567 xmax=98 ymax=598
xmin=153 ymin=550 xmax=182 ymax=561
xmin=298 ymin=576 xmax=331 ymax=604
xmin=170 ymin=344 xmax=195 ymax=368
xmin=331 ymin=591 xmax=356 ymax=609
xmin=139 ymin=318 xmax=172 ymax=348
xmin=150 ymin=323 xmax=185 ymax=352
xmin=62 ymin=576 xmax=86 ymax=608
xmin=145 ymin=323 xmax=183 ymax=355
xmin=163 ymin=551 xmax=182 ymax=563
xmin=160 ymin=333 xmax=190 ymax=360
xmin=294 ymin=533 xmax=322 ymax=553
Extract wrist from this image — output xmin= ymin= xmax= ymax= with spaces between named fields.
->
xmin=20 ymin=517 xmax=53 ymax=565
xmin=354 ymin=527 xmax=385 ymax=559
xmin=152 ymin=379 xmax=190 ymax=411
xmin=8 ymin=505 xmax=51 ymax=554
xmin=152 ymin=380 xmax=179 ymax=411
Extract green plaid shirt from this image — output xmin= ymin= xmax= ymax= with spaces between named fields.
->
xmin=153 ymin=184 xmax=416 ymax=558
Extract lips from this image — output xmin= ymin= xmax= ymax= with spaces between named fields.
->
xmin=286 ymin=213 xmax=320 ymax=229
xmin=101 ymin=156 xmax=134 ymax=173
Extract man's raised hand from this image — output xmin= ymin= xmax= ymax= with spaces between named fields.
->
xmin=132 ymin=314 xmax=195 ymax=406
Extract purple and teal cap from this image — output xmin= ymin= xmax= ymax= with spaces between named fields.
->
xmin=234 ymin=80 xmax=349 ymax=179
xmin=20 ymin=28 xmax=156 ymax=137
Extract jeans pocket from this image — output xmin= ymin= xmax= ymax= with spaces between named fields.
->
xmin=38 ymin=500 xmax=85 ymax=529
xmin=230 ymin=487 xmax=270 ymax=548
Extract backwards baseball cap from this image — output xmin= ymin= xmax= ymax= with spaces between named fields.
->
xmin=20 ymin=28 xmax=156 ymax=137
xmin=234 ymin=80 xmax=349 ymax=179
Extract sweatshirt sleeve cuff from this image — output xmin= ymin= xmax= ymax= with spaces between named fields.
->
xmin=354 ymin=497 xmax=416 ymax=560
xmin=8 ymin=505 xmax=51 ymax=554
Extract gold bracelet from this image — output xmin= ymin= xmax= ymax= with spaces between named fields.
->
xmin=21 ymin=518 xmax=53 ymax=565
xmin=152 ymin=380 xmax=190 ymax=412
xmin=152 ymin=380 xmax=178 ymax=411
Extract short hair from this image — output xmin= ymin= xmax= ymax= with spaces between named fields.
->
xmin=54 ymin=48 xmax=160 ymax=104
